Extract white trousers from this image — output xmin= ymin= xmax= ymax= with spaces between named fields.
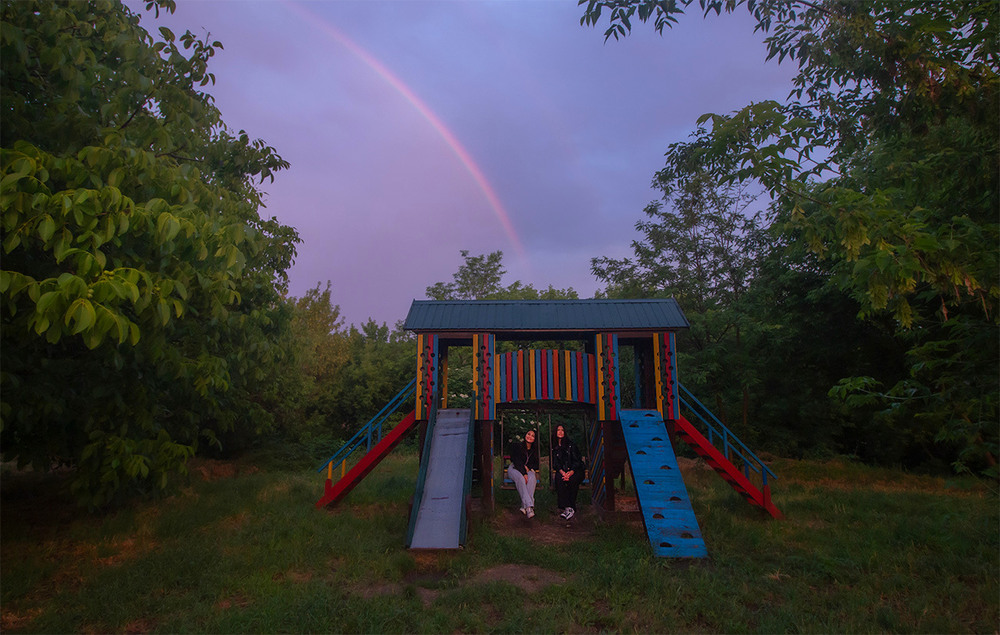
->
xmin=508 ymin=465 xmax=537 ymax=509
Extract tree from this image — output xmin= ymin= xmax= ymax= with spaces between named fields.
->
xmin=324 ymin=319 xmax=414 ymax=436
xmin=426 ymin=250 xmax=506 ymax=300
xmin=270 ymin=282 xmax=351 ymax=451
xmin=581 ymin=0 xmax=999 ymax=474
xmin=0 ymin=0 xmax=299 ymax=505
xmin=427 ymin=250 xmax=579 ymax=301
xmin=593 ymin=145 xmax=767 ymax=428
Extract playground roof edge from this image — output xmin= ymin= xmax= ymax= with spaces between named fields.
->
xmin=403 ymin=299 xmax=689 ymax=333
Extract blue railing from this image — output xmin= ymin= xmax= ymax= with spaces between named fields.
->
xmin=317 ymin=379 xmax=417 ymax=475
xmin=677 ymin=383 xmax=777 ymax=490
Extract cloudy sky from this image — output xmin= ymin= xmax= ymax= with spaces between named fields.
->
xmin=126 ymin=0 xmax=796 ymax=327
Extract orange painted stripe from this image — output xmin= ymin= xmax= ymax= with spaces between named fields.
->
xmin=529 ymin=350 xmax=537 ymax=400
xmin=496 ymin=350 xmax=501 ymax=404
xmin=564 ymin=350 xmax=572 ymax=399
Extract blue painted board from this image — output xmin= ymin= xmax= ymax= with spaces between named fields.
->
xmin=620 ymin=410 xmax=707 ymax=558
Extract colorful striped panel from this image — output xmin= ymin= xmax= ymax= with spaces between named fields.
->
xmin=495 ymin=349 xmax=597 ymax=405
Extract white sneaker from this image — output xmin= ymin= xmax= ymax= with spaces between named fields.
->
xmin=527 ymin=507 xmax=535 ymax=519
xmin=564 ymin=507 xmax=575 ymax=520
xmin=519 ymin=507 xmax=527 ymax=515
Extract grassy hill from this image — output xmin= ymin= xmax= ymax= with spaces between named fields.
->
xmin=2 ymin=452 xmax=996 ymax=633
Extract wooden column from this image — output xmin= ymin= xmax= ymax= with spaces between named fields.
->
xmin=473 ymin=333 xmax=496 ymax=512
xmin=415 ymin=333 xmax=439 ymax=420
xmin=595 ymin=333 xmax=620 ymax=421
xmin=473 ymin=333 xmax=495 ymax=421
xmin=479 ymin=419 xmax=494 ymax=513
xmin=653 ymin=331 xmax=679 ymax=421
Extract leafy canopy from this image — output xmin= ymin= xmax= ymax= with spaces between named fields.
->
xmin=427 ymin=250 xmax=579 ymax=301
xmin=1 ymin=0 xmax=299 ymax=505
xmin=581 ymin=0 xmax=998 ymax=474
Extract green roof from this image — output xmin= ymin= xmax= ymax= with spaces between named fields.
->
xmin=403 ymin=299 xmax=688 ymax=333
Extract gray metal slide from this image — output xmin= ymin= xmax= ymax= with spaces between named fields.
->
xmin=407 ymin=408 xmax=474 ymax=549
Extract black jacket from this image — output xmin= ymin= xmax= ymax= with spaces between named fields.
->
xmin=509 ymin=441 xmax=539 ymax=475
xmin=551 ymin=438 xmax=583 ymax=474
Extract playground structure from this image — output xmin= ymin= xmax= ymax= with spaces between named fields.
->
xmin=316 ymin=299 xmax=782 ymax=558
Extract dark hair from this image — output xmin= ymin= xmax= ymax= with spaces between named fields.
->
xmin=552 ymin=424 xmax=572 ymax=447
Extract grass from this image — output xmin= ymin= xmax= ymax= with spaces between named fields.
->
xmin=1 ymin=451 xmax=996 ymax=633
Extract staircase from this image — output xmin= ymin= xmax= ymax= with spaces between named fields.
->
xmin=315 ymin=380 xmax=417 ymax=509
xmin=672 ymin=384 xmax=783 ymax=519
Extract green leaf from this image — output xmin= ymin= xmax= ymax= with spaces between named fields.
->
xmin=65 ymin=298 xmax=96 ymax=334
xmin=36 ymin=290 xmax=61 ymax=315
xmin=156 ymin=298 xmax=170 ymax=325
xmin=2 ymin=232 xmax=21 ymax=253
xmin=37 ymin=215 xmax=56 ymax=242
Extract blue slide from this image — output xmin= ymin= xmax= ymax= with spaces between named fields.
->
xmin=406 ymin=409 xmax=475 ymax=549
xmin=620 ymin=410 xmax=707 ymax=558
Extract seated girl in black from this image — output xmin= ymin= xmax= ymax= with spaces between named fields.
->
xmin=551 ymin=424 xmax=585 ymax=519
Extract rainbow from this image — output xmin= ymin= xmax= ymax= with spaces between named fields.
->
xmin=283 ymin=1 xmax=525 ymax=258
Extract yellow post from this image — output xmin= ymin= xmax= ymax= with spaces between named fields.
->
xmin=327 ymin=462 xmax=333 ymax=480
xmin=340 ymin=459 xmax=347 ymax=479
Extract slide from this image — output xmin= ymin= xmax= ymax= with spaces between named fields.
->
xmin=620 ymin=410 xmax=707 ymax=558
xmin=407 ymin=408 xmax=475 ymax=549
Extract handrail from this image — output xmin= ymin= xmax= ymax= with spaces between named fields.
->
xmin=677 ymin=383 xmax=777 ymax=484
xmin=317 ymin=378 xmax=417 ymax=474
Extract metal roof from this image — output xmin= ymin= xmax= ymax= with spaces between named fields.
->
xmin=403 ymin=299 xmax=689 ymax=333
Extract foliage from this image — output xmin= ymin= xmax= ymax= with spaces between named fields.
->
xmin=738 ymin=220 xmax=910 ymax=460
xmin=260 ymin=282 xmax=416 ymax=464
xmin=593 ymin=155 xmax=767 ymax=429
xmin=323 ymin=319 xmax=414 ymax=438
xmin=593 ymin=148 xmax=761 ymax=310
xmin=426 ymin=249 xmax=506 ymax=301
xmin=427 ymin=250 xmax=579 ymax=302
xmin=289 ymin=283 xmax=348 ymax=384
xmin=581 ymin=0 xmax=999 ymax=475
xmin=265 ymin=282 xmax=350 ymax=455
xmin=0 ymin=0 xmax=299 ymax=505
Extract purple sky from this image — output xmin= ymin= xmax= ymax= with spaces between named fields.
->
xmin=127 ymin=0 xmax=796 ymax=327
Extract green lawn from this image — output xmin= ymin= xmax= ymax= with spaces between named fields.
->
xmin=2 ymin=452 xmax=996 ymax=633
